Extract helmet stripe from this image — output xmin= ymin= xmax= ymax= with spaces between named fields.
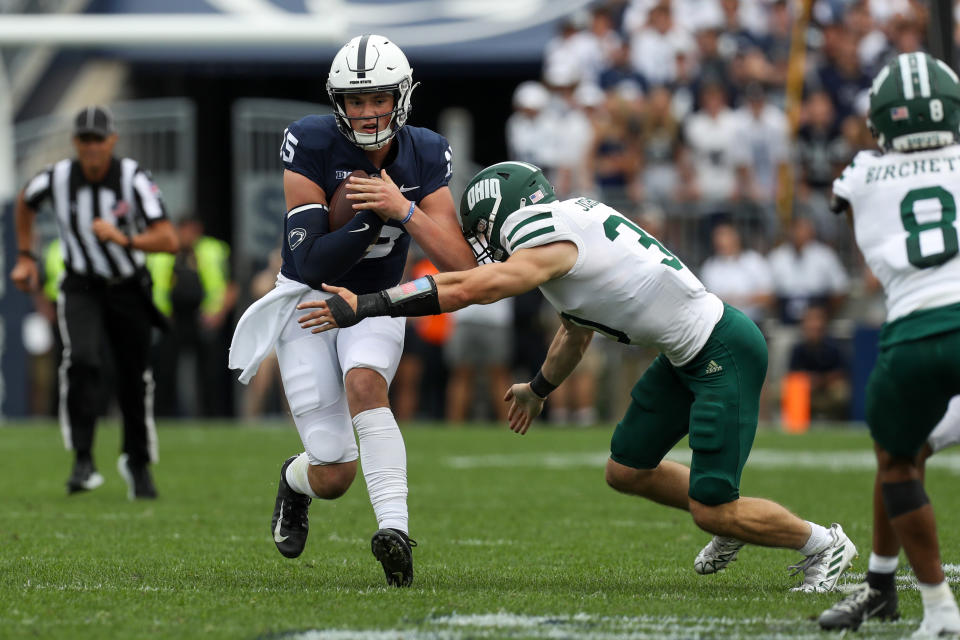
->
xmin=870 ymin=64 xmax=890 ymax=96
xmin=356 ymin=33 xmax=371 ymax=79
xmin=496 ymin=160 xmax=542 ymax=173
xmin=917 ymin=53 xmax=931 ymax=98
xmin=936 ymin=59 xmax=960 ymax=83
xmin=899 ymin=53 xmax=914 ymax=99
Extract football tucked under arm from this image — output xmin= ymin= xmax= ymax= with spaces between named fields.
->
xmin=287 ymin=204 xmax=384 ymax=289
xmin=327 ymin=169 xmax=371 ymax=230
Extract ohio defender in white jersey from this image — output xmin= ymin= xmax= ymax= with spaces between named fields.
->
xmin=299 ymin=161 xmax=856 ymax=593
xmin=819 ymin=53 xmax=960 ymax=636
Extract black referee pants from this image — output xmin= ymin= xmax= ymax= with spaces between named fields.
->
xmin=58 ymin=273 xmax=156 ymax=466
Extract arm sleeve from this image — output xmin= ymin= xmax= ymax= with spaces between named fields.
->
xmin=289 ymin=207 xmax=385 ymax=288
xmin=23 ymin=168 xmax=52 ymax=209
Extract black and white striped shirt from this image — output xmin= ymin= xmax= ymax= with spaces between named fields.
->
xmin=24 ymin=157 xmax=167 ymax=281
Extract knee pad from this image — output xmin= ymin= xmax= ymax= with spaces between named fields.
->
xmin=881 ymin=479 xmax=929 ymax=518
xmin=295 ymin=401 xmax=358 ymax=466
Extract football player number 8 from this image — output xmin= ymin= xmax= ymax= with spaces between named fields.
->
xmin=900 ymin=186 xmax=959 ymax=268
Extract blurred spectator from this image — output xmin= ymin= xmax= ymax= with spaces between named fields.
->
xmin=767 ymin=217 xmax=849 ymax=325
xmin=794 ymin=90 xmax=850 ymax=239
xmin=678 ymin=82 xmax=743 ymax=208
xmin=392 ymin=256 xmax=452 ymax=421
xmin=886 ymin=11 xmax=926 ymax=56
xmin=732 ymin=82 xmax=789 ymax=235
xmin=24 ymin=238 xmax=63 ymax=417
xmin=717 ymin=0 xmax=765 ymax=55
xmin=623 ymin=0 xmax=723 ymax=36
xmin=788 ymin=304 xmax=851 ymax=420
xmin=762 ymin=0 xmax=792 ymax=88
xmin=808 ymin=21 xmax=872 ymax=121
xmin=543 ymin=311 xmax=601 ymax=427
xmin=693 ymin=26 xmax=733 ymax=92
xmin=844 ymin=1 xmax=889 ymax=75
xmin=585 ymin=5 xmax=624 ymax=70
xmin=445 ymin=297 xmax=514 ymax=423
xmin=543 ymin=12 xmax=606 ymax=89
xmin=506 ymin=81 xmax=554 ymax=167
xmin=542 ymin=67 xmax=595 ymax=198
xmin=634 ymin=86 xmax=683 ymax=204
xmin=149 ymin=217 xmax=237 ymax=417
xmin=629 ymin=3 xmax=695 ymax=87
xmin=598 ymin=40 xmax=647 ymax=95
xmin=586 ymin=89 xmax=639 ymax=211
xmin=699 ymin=221 xmax=774 ymax=324
xmin=241 ymin=249 xmax=287 ymax=419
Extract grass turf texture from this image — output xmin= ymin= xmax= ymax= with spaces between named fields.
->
xmin=1 ymin=421 xmax=957 ymax=639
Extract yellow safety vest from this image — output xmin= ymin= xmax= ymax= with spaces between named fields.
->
xmin=147 ymin=236 xmax=231 ymax=317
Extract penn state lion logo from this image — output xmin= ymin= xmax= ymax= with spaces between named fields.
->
xmin=288 ymin=227 xmax=306 ymax=250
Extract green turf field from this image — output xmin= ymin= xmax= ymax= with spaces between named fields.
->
xmin=1 ymin=421 xmax=957 ymax=639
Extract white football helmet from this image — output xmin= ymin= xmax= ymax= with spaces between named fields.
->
xmin=326 ymin=34 xmax=418 ymax=150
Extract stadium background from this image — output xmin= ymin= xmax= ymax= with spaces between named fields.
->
xmin=0 ymin=0 xmax=955 ymax=425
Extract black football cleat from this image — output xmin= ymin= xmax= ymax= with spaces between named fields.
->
xmin=117 ymin=454 xmax=157 ymax=500
xmin=371 ymin=528 xmax=417 ymax=587
xmin=66 ymin=458 xmax=104 ymax=495
xmin=271 ymin=455 xmax=311 ymax=558
xmin=819 ymin=582 xmax=899 ymax=631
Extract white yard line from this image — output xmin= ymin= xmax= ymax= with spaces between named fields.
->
xmin=277 ymin=611 xmax=913 ymax=640
xmin=445 ymin=449 xmax=960 ymax=473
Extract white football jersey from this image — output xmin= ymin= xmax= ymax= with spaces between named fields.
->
xmin=498 ymin=197 xmax=723 ymax=366
xmin=833 ymin=145 xmax=960 ymax=321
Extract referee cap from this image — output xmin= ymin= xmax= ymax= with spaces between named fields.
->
xmin=73 ymin=105 xmax=116 ymax=138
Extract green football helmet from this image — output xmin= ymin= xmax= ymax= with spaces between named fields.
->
xmin=868 ymin=52 xmax=960 ymax=152
xmin=459 ymin=161 xmax=557 ymax=263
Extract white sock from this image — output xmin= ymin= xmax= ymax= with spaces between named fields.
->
xmin=919 ymin=581 xmax=955 ymax=607
xmin=354 ymin=407 xmax=408 ymax=533
xmin=798 ymin=522 xmax=832 ymax=556
xmin=868 ymin=552 xmax=899 ymax=574
xmin=284 ymin=452 xmax=318 ymax=498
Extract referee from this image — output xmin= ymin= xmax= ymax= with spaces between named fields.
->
xmin=9 ymin=105 xmax=179 ymax=499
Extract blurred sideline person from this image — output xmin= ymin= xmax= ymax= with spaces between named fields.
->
xmin=241 ymin=249 xmax=287 ymax=419
xmin=445 ymin=297 xmax=513 ymax=423
xmin=298 ymin=161 xmax=857 ymax=593
xmin=148 ymin=217 xmax=237 ymax=417
xmin=228 ymin=35 xmax=475 ymax=587
xmin=818 ymin=52 xmax=960 ymax=636
xmin=787 ymin=304 xmax=850 ymax=421
xmin=9 ymin=105 xmax=178 ymax=499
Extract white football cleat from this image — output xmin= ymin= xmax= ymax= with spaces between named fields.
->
xmin=694 ymin=536 xmax=746 ymax=575
xmin=789 ymin=523 xmax=858 ymax=592
xmin=911 ymin=599 xmax=960 ymax=639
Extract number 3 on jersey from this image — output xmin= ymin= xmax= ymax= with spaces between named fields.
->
xmin=900 ymin=186 xmax=959 ymax=268
xmin=602 ymin=214 xmax=683 ymax=271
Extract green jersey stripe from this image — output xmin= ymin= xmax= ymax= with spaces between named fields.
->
xmin=511 ymin=225 xmax=555 ymax=250
xmin=506 ymin=211 xmax=552 ymax=242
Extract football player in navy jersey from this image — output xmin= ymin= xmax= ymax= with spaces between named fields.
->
xmin=232 ymin=34 xmax=474 ymax=587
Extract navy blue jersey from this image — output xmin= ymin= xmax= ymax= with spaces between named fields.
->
xmin=279 ymin=114 xmax=452 ymax=294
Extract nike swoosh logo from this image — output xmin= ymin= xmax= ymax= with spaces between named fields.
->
xmin=349 ymin=223 xmax=371 ymax=233
xmin=399 ymin=185 xmax=419 ymax=193
xmin=274 ymin=502 xmax=288 ymax=543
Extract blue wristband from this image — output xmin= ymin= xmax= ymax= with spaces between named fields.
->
xmin=401 ymin=200 xmax=415 ymax=224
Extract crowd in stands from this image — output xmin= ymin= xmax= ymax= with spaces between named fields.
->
xmin=386 ymin=0 xmax=942 ymax=425
xmin=25 ymin=0 xmax=945 ymax=426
